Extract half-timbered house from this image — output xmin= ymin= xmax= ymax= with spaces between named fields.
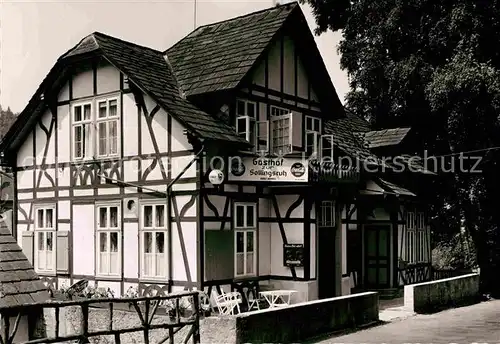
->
xmin=0 ymin=2 xmax=433 ymax=304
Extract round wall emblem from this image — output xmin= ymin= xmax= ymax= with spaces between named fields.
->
xmin=208 ymin=169 xmax=225 ymax=185
xmin=230 ymin=159 xmax=246 ymax=177
xmin=290 ymin=162 xmax=306 ymax=177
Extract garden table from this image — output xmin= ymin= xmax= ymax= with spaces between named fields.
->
xmin=259 ymin=290 xmax=297 ymax=308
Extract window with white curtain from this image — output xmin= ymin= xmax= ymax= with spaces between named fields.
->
xmin=34 ymin=206 xmax=56 ymax=273
xmin=71 ymin=95 xmax=120 ymax=161
xmin=96 ymin=204 xmax=121 ymax=276
xmin=140 ymin=203 xmax=167 ymax=279
xmin=234 ymin=203 xmax=257 ymax=277
xmin=97 ymin=98 xmax=119 ymax=157
xmin=72 ymin=102 xmax=93 ymax=159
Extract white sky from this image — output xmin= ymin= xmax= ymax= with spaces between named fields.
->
xmin=0 ymin=0 xmax=349 ymax=114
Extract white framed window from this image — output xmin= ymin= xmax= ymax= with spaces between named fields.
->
xmin=34 ymin=206 xmax=56 ymax=273
xmin=236 ymin=99 xmax=256 ymax=118
xmin=318 ymin=201 xmax=335 ymax=227
xmin=305 ymin=116 xmax=321 ymax=157
xmin=96 ymin=203 xmax=121 ymax=277
xmin=270 ymin=106 xmax=289 ymax=117
xmin=71 ymin=95 xmax=121 ymax=161
xmin=320 ymin=135 xmax=334 ymax=161
xmin=270 ymin=106 xmax=293 ymax=155
xmin=140 ymin=203 xmax=167 ymax=279
xmin=72 ymin=102 xmax=93 ymax=160
xmin=236 ymin=99 xmax=257 ymax=145
xmin=96 ymin=98 xmax=119 ymax=158
xmin=255 ymin=120 xmax=270 ymax=153
xmin=234 ymin=203 xmax=257 ymax=277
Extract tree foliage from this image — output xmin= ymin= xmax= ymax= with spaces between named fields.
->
xmin=0 ymin=105 xmax=17 ymax=141
xmin=304 ymin=0 xmax=500 ymax=292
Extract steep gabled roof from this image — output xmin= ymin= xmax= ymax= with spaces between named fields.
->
xmin=0 ymin=222 xmax=49 ymax=307
xmin=166 ymin=3 xmax=296 ymax=96
xmin=1 ymin=32 xmax=250 ymax=154
xmin=165 ymin=2 xmax=343 ymax=114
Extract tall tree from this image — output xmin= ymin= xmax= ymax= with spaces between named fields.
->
xmin=0 ymin=106 xmax=17 ymax=141
xmin=303 ymin=0 xmax=500 ymax=293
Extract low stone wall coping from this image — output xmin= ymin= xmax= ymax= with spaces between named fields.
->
xmin=234 ymin=291 xmax=379 ymax=343
xmin=404 ymin=273 xmax=481 ymax=314
xmin=406 ymin=273 xmax=479 ymax=287
xmin=236 ymin=291 xmax=378 ymax=318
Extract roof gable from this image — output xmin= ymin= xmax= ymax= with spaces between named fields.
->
xmin=165 ymin=3 xmax=296 ymax=96
xmin=165 ymin=2 xmax=342 ymax=113
xmin=0 ymin=222 xmax=49 ymax=307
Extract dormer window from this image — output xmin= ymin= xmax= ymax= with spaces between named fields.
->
xmin=235 ymin=100 xmax=328 ymax=157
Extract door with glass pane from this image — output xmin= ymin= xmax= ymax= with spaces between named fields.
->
xmin=317 ymin=201 xmax=336 ymax=298
xmin=364 ymin=225 xmax=391 ymax=288
xmin=234 ymin=203 xmax=257 ymax=277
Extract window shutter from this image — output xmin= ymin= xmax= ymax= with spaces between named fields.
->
xmin=205 ymin=230 xmax=234 ymax=281
xmin=56 ymin=231 xmax=71 ymax=274
xmin=21 ymin=231 xmax=34 ymax=264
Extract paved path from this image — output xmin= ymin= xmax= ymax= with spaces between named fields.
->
xmin=316 ymin=300 xmax=500 ymax=343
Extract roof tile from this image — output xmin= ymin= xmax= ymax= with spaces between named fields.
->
xmin=0 ymin=223 xmax=50 ymax=307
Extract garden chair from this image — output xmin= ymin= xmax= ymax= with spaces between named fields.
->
xmin=211 ymin=289 xmax=242 ymax=315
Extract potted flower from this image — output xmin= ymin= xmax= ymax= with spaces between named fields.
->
xmin=161 ymin=297 xmax=191 ymax=321
xmin=162 ymin=299 xmax=178 ymax=321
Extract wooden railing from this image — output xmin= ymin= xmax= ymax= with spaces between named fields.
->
xmin=309 ymin=161 xmax=360 ymax=183
xmin=399 ymin=264 xmax=474 ymax=286
xmin=398 ymin=263 xmax=432 ymax=285
xmin=0 ymin=291 xmax=201 ymax=344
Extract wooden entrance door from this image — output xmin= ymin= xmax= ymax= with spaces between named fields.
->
xmin=364 ymin=225 xmax=391 ymax=288
xmin=317 ymin=201 xmax=336 ymax=298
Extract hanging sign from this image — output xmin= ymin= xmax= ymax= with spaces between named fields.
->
xmin=228 ymin=157 xmax=308 ymax=182
xmin=283 ymin=243 xmax=304 ymax=267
